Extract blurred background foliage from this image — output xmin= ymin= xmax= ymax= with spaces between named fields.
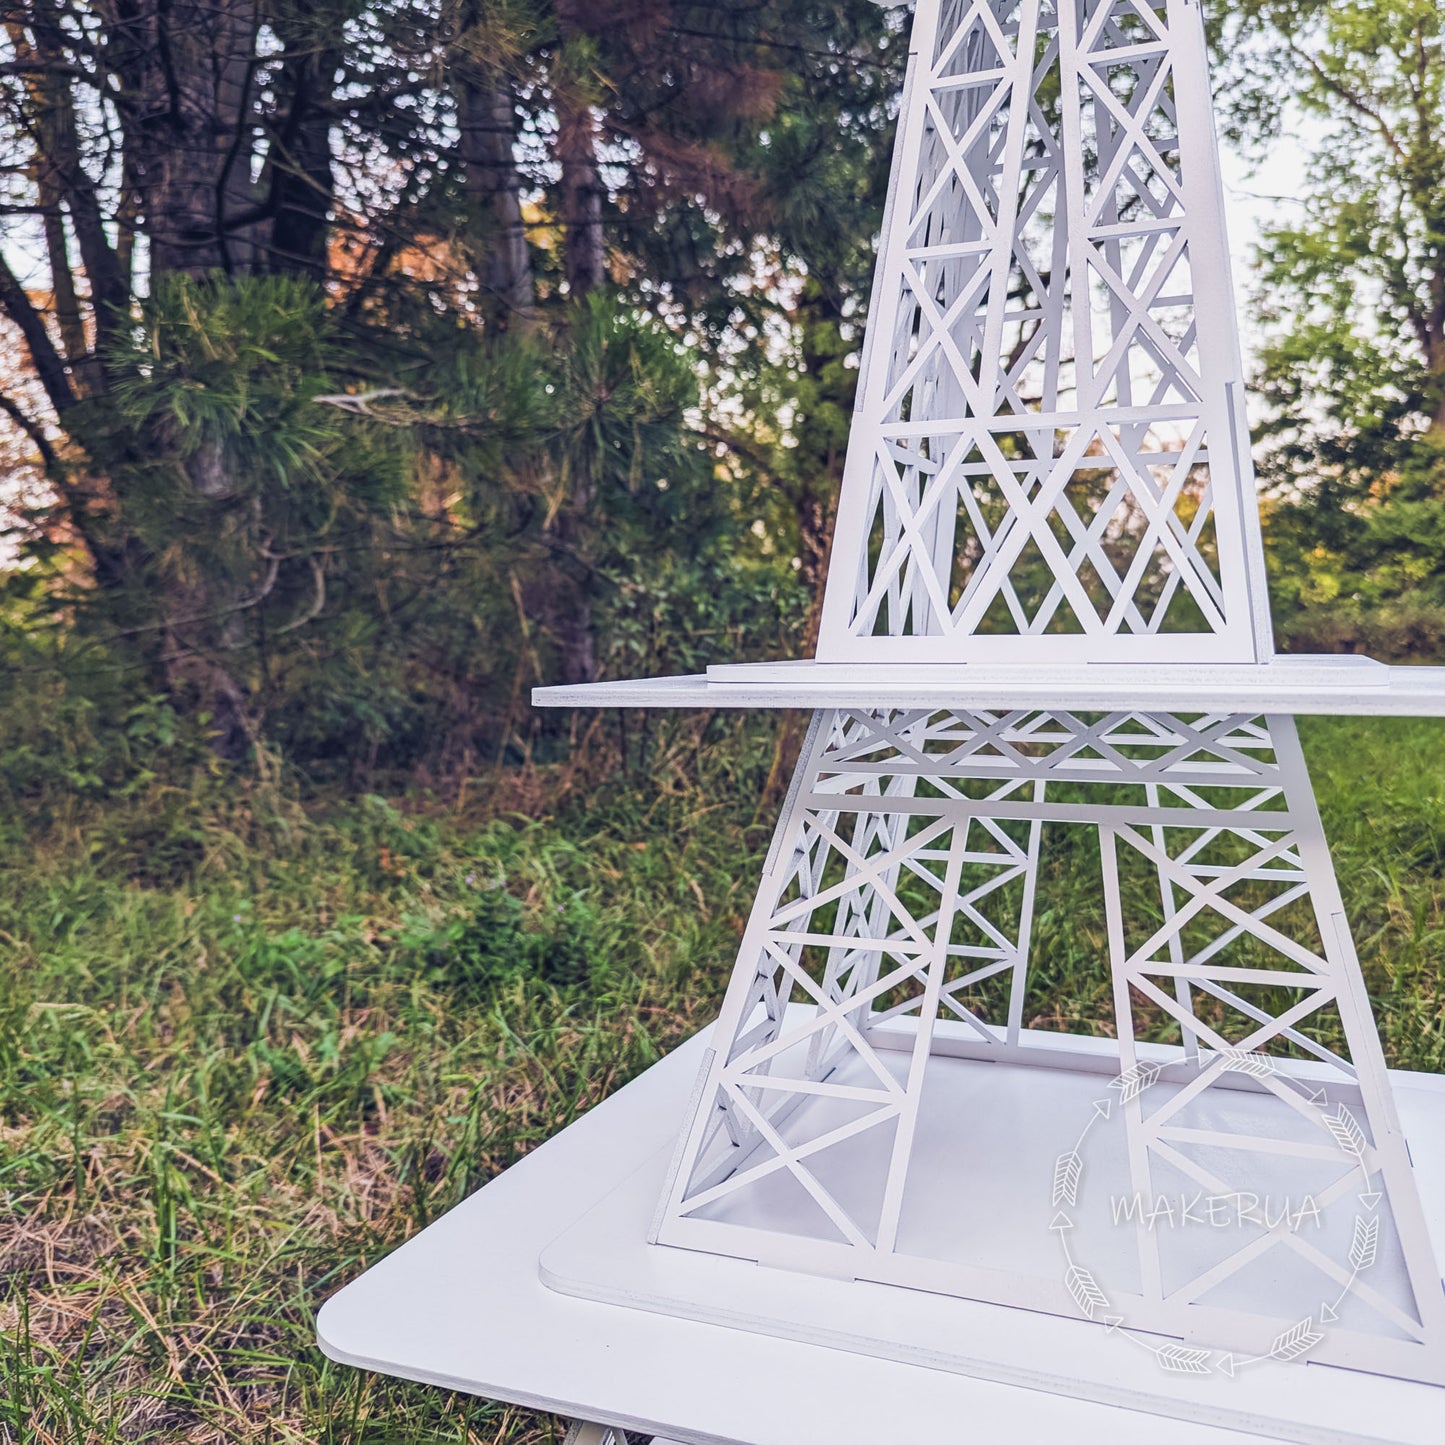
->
xmin=0 ymin=0 xmax=1442 ymax=1440
xmin=1210 ymin=0 xmax=1445 ymax=656
xmin=0 ymin=0 xmax=900 ymax=782
xmin=0 ymin=0 xmax=1437 ymax=778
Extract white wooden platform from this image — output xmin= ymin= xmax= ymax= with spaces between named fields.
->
xmin=531 ymin=657 xmax=1445 ymax=716
xmin=317 ymin=1018 xmax=1445 ymax=1445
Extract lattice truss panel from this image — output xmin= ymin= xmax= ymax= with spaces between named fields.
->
xmin=656 ymin=709 xmax=1445 ymax=1382
xmin=817 ymin=0 xmax=1261 ymax=658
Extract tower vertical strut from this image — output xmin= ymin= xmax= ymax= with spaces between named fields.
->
xmin=654 ymin=708 xmax=1445 ymax=1380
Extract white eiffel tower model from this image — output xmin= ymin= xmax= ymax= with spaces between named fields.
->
xmin=535 ymin=0 xmax=1445 ymax=1390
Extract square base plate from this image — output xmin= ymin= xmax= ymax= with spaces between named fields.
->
xmin=318 ymin=1022 xmax=1445 ymax=1445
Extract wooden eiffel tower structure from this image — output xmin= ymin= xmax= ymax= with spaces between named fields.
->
xmin=540 ymin=0 xmax=1445 ymax=1387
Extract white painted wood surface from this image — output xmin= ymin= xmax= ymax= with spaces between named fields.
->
xmin=549 ymin=1042 xmax=1445 ymax=1442
xmin=531 ymin=659 xmax=1445 ymax=716
xmin=322 ymin=1017 xmax=1445 ymax=1445
xmin=317 ymin=1016 xmax=1445 ymax=1445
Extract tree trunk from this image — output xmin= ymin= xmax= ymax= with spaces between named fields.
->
xmin=160 ymin=451 xmax=264 ymax=760
xmin=551 ymin=581 xmax=598 ymax=685
xmin=557 ymin=102 xmax=606 ymax=296
xmin=16 ymin=4 xmax=128 ymax=359
xmin=114 ymin=0 xmax=262 ymax=277
xmin=547 ymin=78 xmax=604 ymax=683
xmin=266 ymin=40 xmax=338 ymax=278
xmin=542 ymin=444 xmax=599 ymax=686
xmin=459 ymin=77 xmax=535 ymax=329
xmin=797 ymin=486 xmax=834 ymax=655
xmin=1429 ymin=334 xmax=1445 ymax=445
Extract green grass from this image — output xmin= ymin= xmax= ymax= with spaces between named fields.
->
xmin=1 ymin=715 xmax=1443 ymax=1442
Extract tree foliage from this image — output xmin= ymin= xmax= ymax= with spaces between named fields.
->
xmin=6 ymin=0 xmax=1434 ymax=774
xmin=0 ymin=0 xmax=899 ymax=770
xmin=1209 ymin=0 xmax=1445 ymax=653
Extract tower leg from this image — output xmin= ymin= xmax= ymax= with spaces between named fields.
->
xmin=654 ymin=708 xmax=1445 ymax=1383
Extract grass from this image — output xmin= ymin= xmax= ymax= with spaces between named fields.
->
xmin=1 ymin=713 xmax=1444 ymax=1442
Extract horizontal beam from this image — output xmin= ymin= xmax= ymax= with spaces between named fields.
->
xmin=797 ymin=791 xmax=1297 ymax=831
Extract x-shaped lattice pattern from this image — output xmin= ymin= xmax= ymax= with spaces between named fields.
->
xmin=817 ymin=0 xmax=1261 ymax=659
xmin=656 ymin=709 xmax=1445 ymax=1380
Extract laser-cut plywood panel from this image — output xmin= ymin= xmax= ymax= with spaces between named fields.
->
xmin=817 ymin=0 xmax=1269 ymax=661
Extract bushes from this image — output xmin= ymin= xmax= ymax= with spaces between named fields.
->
xmin=1276 ymin=593 xmax=1445 ymax=662
xmin=3 ymin=280 xmax=809 ymax=783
